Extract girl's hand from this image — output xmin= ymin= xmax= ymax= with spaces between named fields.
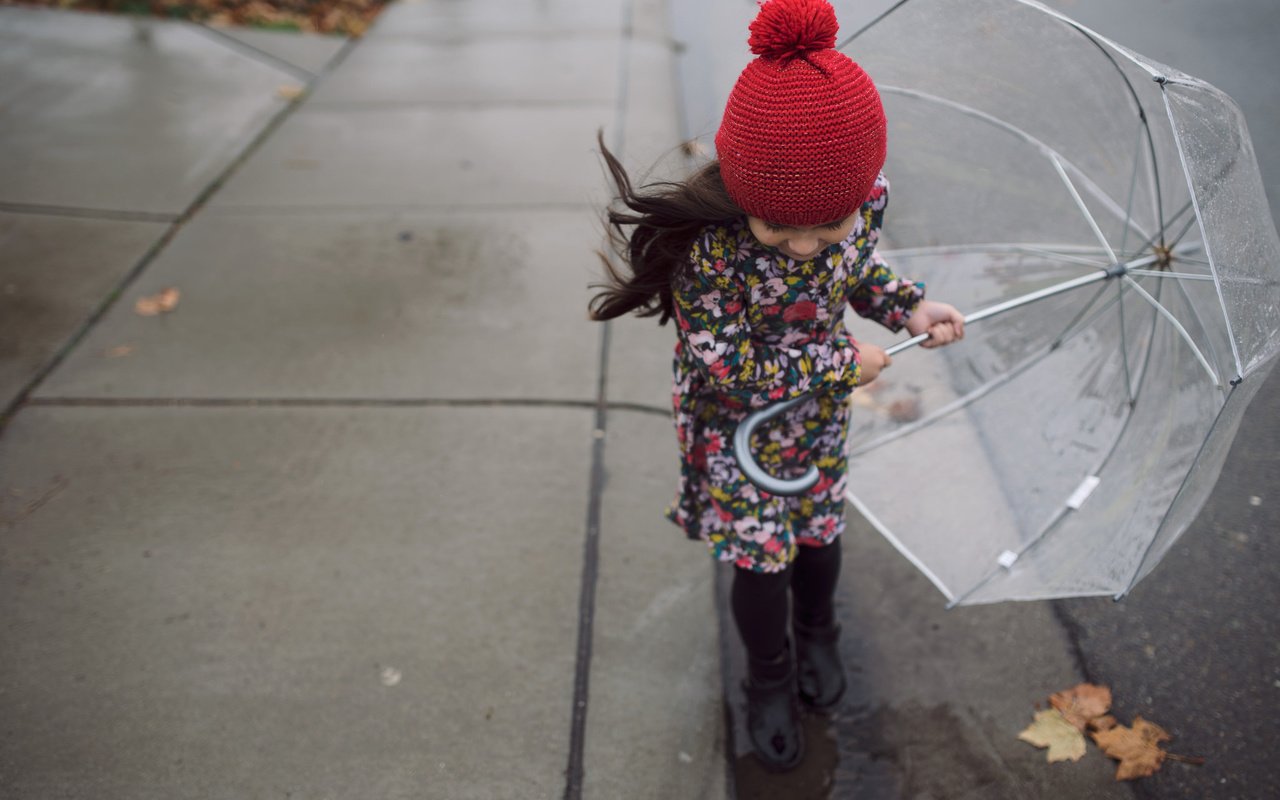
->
xmin=905 ymin=300 xmax=965 ymax=348
xmin=857 ymin=343 xmax=891 ymax=385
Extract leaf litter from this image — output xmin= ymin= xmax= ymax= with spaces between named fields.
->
xmin=14 ymin=0 xmax=391 ymax=37
xmin=1018 ymin=682 xmax=1205 ymax=780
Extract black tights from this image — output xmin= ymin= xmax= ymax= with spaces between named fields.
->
xmin=731 ymin=538 xmax=843 ymax=680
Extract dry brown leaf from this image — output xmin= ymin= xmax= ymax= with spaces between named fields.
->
xmin=277 ymin=84 xmax=306 ymax=100
xmin=134 ymin=287 xmax=180 ymax=316
xmin=1018 ymin=708 xmax=1087 ymax=763
xmin=103 ymin=344 xmax=135 ymax=358
xmin=1091 ymin=716 xmax=1171 ymax=780
xmin=1089 ymin=714 xmax=1118 ymax=732
xmin=1050 ymin=683 xmax=1112 ymax=731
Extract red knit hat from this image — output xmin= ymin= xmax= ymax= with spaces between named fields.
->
xmin=715 ymin=0 xmax=887 ymax=226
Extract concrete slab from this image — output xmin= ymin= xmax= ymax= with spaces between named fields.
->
xmin=371 ymin=0 xmax=626 ymax=38
xmin=0 ymin=211 xmax=167 ymax=409
xmin=601 ymin=34 xmax=687 ymax=413
xmin=209 ymin=104 xmax=613 ymax=210
xmin=34 ymin=209 xmax=599 ymax=402
xmin=0 ymin=404 xmax=591 ymax=799
xmin=585 ymin=411 xmax=724 ymax=799
xmin=612 ymin=38 xmax=686 ymax=182
xmin=308 ymin=36 xmax=622 ymax=106
xmin=204 ymin=24 xmax=349 ymax=77
xmin=720 ymin=513 xmax=1130 ymax=797
xmin=605 ymin=316 xmax=676 ymax=412
xmin=0 ymin=8 xmax=298 ymax=215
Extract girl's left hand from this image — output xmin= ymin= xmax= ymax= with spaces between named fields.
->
xmin=906 ymin=301 xmax=965 ymax=348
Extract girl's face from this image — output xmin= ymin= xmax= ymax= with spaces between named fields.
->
xmin=747 ymin=215 xmax=857 ymax=261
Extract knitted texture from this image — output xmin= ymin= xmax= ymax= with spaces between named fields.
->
xmin=716 ymin=0 xmax=886 ymax=226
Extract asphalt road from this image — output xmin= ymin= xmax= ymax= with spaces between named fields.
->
xmin=1039 ymin=2 xmax=1280 ymax=798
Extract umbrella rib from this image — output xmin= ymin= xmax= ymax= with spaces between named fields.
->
xmin=1167 ymin=209 xmax=1202 ymax=251
xmin=846 ymin=492 xmax=956 ymax=603
xmin=879 ymin=86 xmax=1151 ymax=245
xmin=1139 ymin=263 xmax=1230 ymax=392
xmin=848 ymin=283 xmax=1120 ymax=459
xmin=1127 ymin=269 xmax=1215 ymax=281
xmin=1125 ymin=198 xmax=1196 ymax=262
xmin=945 ymin=507 xmax=1072 ymax=608
xmin=881 ymin=242 xmax=1111 ymax=266
xmin=1118 ymin=280 xmax=1135 ymax=404
xmin=1160 ymin=86 xmax=1245 ymax=380
xmin=1049 ymin=154 xmax=1119 ymax=264
xmin=1121 ymin=276 xmax=1221 ymax=388
xmin=1065 ymin=20 xmax=1168 ymax=243
xmin=1120 ymin=120 xmax=1144 ymax=255
xmin=1003 ymin=245 xmax=1111 ymax=269
xmin=1117 ymin=383 xmax=1241 ymax=599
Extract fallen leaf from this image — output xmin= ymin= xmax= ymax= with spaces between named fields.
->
xmin=1090 ymin=714 xmax=1118 ymax=732
xmin=1050 ymin=683 xmax=1112 ymax=731
xmin=1019 ymin=708 xmax=1087 ymax=763
xmin=1091 ymin=716 xmax=1170 ymax=780
xmin=135 ymin=287 xmax=180 ymax=316
xmin=104 ymin=344 xmax=135 ymax=358
xmin=277 ymin=84 xmax=306 ymax=100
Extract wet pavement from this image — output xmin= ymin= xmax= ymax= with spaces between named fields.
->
xmin=2 ymin=3 xmax=723 ymax=798
xmin=1 ymin=1 xmax=1277 ymax=798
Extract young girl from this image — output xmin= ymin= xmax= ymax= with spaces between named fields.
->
xmin=591 ymin=0 xmax=964 ymax=771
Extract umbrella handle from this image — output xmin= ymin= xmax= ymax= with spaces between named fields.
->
xmin=733 ymin=266 xmax=1123 ymax=494
xmin=732 ymin=394 xmax=821 ymax=497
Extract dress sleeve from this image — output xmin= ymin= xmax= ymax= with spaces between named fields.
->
xmin=849 ymin=177 xmax=925 ymax=333
xmin=673 ymin=228 xmax=862 ymax=408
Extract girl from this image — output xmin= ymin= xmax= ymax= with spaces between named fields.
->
xmin=591 ymin=0 xmax=964 ymax=772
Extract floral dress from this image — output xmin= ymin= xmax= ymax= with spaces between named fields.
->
xmin=666 ymin=174 xmax=924 ymax=573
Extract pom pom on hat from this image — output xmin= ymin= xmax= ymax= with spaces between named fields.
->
xmin=716 ymin=0 xmax=887 ymax=226
xmin=748 ymin=0 xmax=838 ymax=59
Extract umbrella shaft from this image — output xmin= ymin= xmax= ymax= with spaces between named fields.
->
xmin=885 ymin=268 xmax=1116 ymax=356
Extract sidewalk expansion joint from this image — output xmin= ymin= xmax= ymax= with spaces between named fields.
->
xmin=1 ymin=33 xmax=361 ymax=432
xmin=0 ymin=202 xmax=177 ymax=224
xmin=24 ymin=396 xmax=670 ymax=416
xmin=300 ymin=99 xmax=616 ymax=111
xmin=202 ymin=202 xmax=599 ymax=216
xmin=193 ymin=22 xmax=321 ymax=82
xmin=564 ymin=320 xmax=611 ymax=800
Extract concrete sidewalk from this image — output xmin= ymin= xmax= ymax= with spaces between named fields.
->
xmin=2 ymin=3 xmax=722 ymax=798
xmin=1 ymin=2 xmax=1275 ymax=799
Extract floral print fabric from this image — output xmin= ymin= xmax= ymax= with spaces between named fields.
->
xmin=666 ymin=174 xmax=924 ymax=572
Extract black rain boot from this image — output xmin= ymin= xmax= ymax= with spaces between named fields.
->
xmin=743 ymin=645 xmax=804 ymax=772
xmin=794 ymin=619 xmax=846 ymax=711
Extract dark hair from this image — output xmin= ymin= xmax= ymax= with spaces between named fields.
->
xmin=589 ymin=132 xmax=743 ymax=324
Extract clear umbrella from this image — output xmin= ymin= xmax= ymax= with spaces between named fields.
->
xmin=735 ymin=0 xmax=1280 ymax=606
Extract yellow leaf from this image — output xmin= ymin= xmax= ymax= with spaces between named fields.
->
xmin=1018 ymin=709 xmax=1087 ymax=763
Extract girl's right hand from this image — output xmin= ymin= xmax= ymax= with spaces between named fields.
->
xmin=857 ymin=343 xmax=892 ymax=385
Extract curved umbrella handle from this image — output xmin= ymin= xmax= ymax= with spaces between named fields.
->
xmin=733 ymin=267 xmax=1126 ymax=496
xmin=732 ymin=394 xmax=820 ymax=497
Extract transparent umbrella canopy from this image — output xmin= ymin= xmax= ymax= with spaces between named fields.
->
xmin=735 ymin=0 xmax=1280 ymax=605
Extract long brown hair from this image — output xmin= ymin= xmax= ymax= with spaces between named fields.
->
xmin=590 ymin=132 xmax=743 ymax=324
